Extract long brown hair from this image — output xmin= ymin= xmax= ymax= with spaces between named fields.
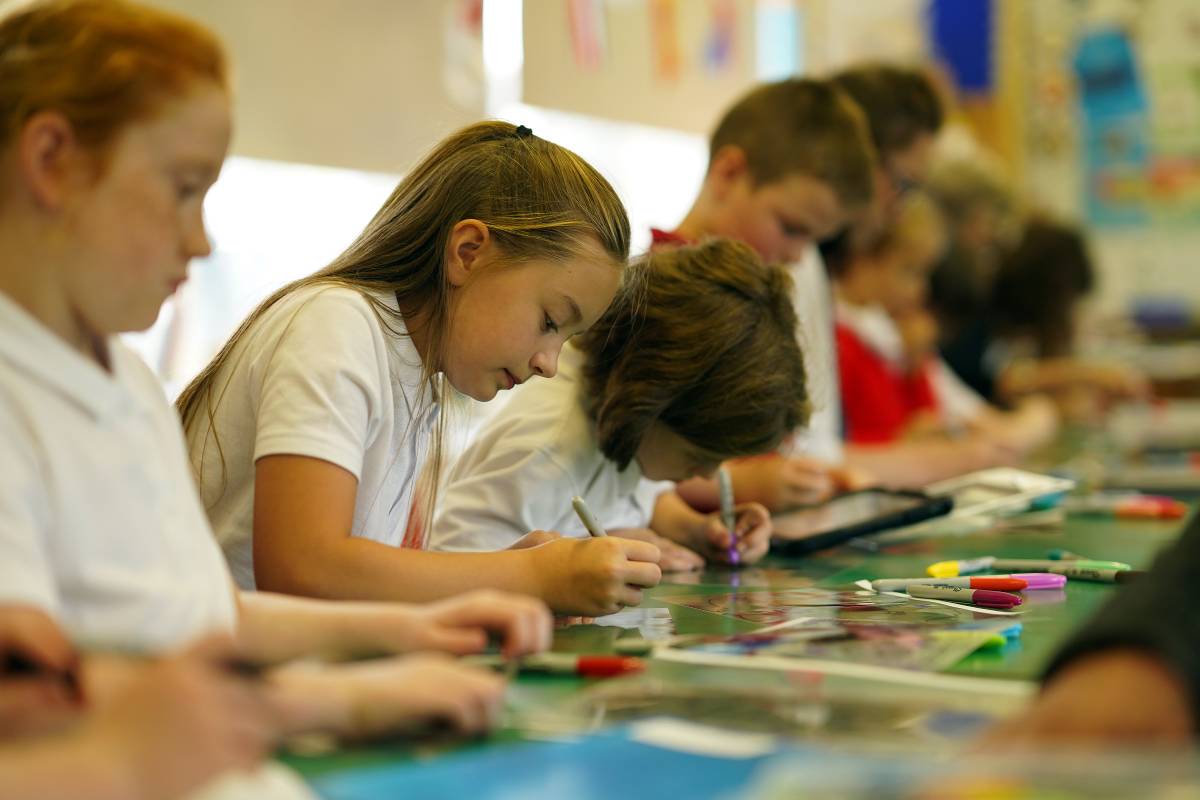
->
xmin=579 ymin=239 xmax=808 ymax=470
xmin=178 ymin=121 xmax=631 ymax=535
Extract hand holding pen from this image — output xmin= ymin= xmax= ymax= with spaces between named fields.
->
xmin=708 ymin=471 xmax=773 ymax=566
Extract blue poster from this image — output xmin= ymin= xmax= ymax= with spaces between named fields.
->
xmin=1073 ymin=27 xmax=1151 ymax=227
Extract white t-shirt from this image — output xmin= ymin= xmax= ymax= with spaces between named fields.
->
xmin=0 ymin=292 xmax=236 ymax=652
xmin=430 ymin=346 xmax=669 ymax=551
xmin=187 ymin=285 xmax=438 ymax=589
xmin=786 ymin=247 xmax=844 ymax=463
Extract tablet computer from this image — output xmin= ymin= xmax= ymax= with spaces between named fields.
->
xmin=770 ymin=489 xmax=953 ymax=557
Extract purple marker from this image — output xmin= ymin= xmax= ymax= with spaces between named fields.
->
xmin=717 ymin=467 xmax=740 ymax=566
xmin=1010 ymin=573 xmax=1068 ymax=590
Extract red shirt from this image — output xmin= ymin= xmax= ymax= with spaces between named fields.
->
xmin=836 ymin=322 xmax=938 ymax=444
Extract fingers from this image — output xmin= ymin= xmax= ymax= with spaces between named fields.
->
xmin=620 ymin=559 xmax=663 ymax=590
xmin=432 ymin=592 xmax=553 ymax=658
xmin=658 ymin=543 xmax=704 ymax=572
xmin=0 ymin=606 xmax=76 ymax=674
xmin=438 ymin=667 xmax=505 ymax=735
xmin=616 ymin=586 xmax=646 ymax=610
xmin=614 ymin=538 xmax=662 ymax=565
xmin=0 ymin=678 xmax=78 ymax=735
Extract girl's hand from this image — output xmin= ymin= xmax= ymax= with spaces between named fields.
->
xmin=700 ymin=503 xmax=772 ymax=565
xmin=611 ymin=528 xmax=704 ymax=572
xmin=301 ymin=654 xmax=506 ymax=741
xmin=412 ymin=591 xmax=552 ymax=658
xmin=529 ymin=537 xmax=662 ymax=616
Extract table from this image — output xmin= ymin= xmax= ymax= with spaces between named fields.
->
xmin=287 ymin=508 xmax=1189 ymax=788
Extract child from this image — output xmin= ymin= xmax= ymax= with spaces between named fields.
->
xmin=0 ymin=0 xmax=550 ymax=766
xmin=941 ymin=217 xmax=1147 ymax=412
xmin=833 ymin=193 xmax=1056 ymax=455
xmin=652 ymin=77 xmax=877 ymax=511
xmin=431 ymin=239 xmax=806 ymax=570
xmin=178 ymin=117 xmax=663 ymax=614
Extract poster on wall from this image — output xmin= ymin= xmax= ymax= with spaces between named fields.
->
xmin=1073 ymin=26 xmax=1150 ymax=227
xmin=1073 ymin=18 xmax=1200 ymax=228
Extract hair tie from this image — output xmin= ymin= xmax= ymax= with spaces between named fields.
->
xmin=514 ymin=124 xmax=533 ymax=139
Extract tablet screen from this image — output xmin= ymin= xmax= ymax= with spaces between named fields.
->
xmin=773 ymin=491 xmax=926 ymax=541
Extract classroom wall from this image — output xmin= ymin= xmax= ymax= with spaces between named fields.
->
xmin=522 ymin=0 xmax=758 ymax=134
xmin=145 ymin=0 xmax=484 ymax=174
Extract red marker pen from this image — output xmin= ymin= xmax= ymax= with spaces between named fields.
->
xmin=906 ymin=584 xmax=1023 ymax=609
xmin=479 ymin=653 xmax=645 ymax=678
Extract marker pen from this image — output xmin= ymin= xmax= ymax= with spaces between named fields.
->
xmin=571 ymin=496 xmax=607 ymax=538
xmin=871 ymin=577 xmax=1027 ymax=592
xmin=906 ymin=584 xmax=1023 ymax=609
xmin=717 ymin=467 xmax=740 ymax=566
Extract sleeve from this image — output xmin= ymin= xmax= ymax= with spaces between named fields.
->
xmin=930 ymin=358 xmax=984 ymax=428
xmin=431 ymin=439 xmax=583 ymax=552
xmin=1043 ymin=513 xmax=1200 ymax=722
xmin=0 ymin=401 xmax=61 ymax=616
xmin=251 ymin=293 xmax=389 ymax=480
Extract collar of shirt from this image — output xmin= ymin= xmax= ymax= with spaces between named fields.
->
xmin=369 ymin=289 xmax=440 ymax=414
xmin=834 ymin=297 xmax=906 ymax=370
xmin=649 ymin=228 xmax=692 ymax=248
xmin=0 ymin=291 xmax=133 ymax=421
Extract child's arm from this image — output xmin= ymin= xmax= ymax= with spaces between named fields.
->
xmin=966 ymin=395 xmax=1060 ymax=455
xmin=251 ymin=454 xmax=662 ymax=618
xmin=844 ymin=437 xmax=1015 ymax=489
xmin=649 ymin=491 xmax=772 ymax=565
xmin=998 ymin=358 xmax=1149 ymax=403
xmin=233 ymin=589 xmax=551 ymax=665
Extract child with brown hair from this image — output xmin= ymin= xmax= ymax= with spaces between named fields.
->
xmin=653 ymin=77 xmax=878 ymax=511
xmin=430 ymin=239 xmax=808 ymax=577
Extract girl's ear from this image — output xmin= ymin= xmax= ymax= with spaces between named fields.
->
xmin=17 ymin=111 xmax=85 ymax=212
xmin=445 ymin=219 xmax=491 ymax=288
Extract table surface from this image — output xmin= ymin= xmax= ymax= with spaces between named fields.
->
xmin=286 ymin=506 xmax=1190 ymax=781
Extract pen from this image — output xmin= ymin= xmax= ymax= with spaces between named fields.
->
xmin=1009 ymin=573 xmax=1068 ymax=590
xmin=468 ymin=652 xmax=645 ymax=678
xmin=992 ymin=558 xmax=1132 ymax=573
xmin=926 ymin=557 xmax=996 ymax=578
xmin=927 ymin=557 xmax=1132 ymax=576
xmin=871 ymin=577 xmax=1028 ymax=592
xmin=571 ymin=496 xmax=607 ymax=538
xmin=1060 ymin=495 xmax=1187 ymax=520
xmin=717 ymin=467 xmax=739 ymax=566
xmin=1049 ymin=566 xmax=1148 ymax=584
xmin=906 ymin=584 xmax=1023 ymax=609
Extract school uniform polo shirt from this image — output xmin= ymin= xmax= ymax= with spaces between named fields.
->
xmin=186 ymin=285 xmax=440 ymax=588
xmin=430 ymin=345 xmax=669 ymax=551
xmin=0 ymin=292 xmax=237 ymax=652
